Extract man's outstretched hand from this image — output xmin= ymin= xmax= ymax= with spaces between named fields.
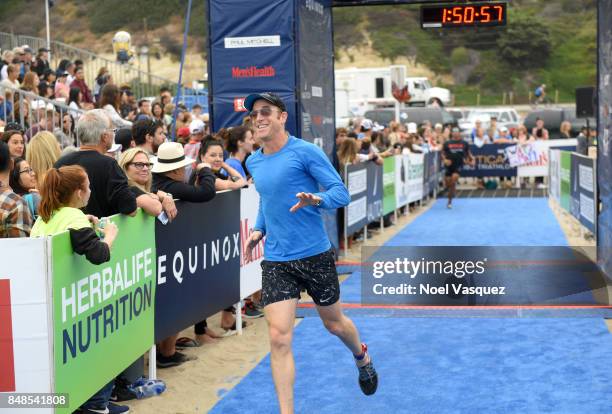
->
xmin=289 ymin=192 xmax=322 ymax=213
xmin=245 ymin=230 xmax=263 ymax=262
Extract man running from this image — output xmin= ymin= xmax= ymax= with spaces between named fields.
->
xmin=243 ymin=92 xmax=378 ymax=413
xmin=442 ymin=127 xmax=474 ymax=209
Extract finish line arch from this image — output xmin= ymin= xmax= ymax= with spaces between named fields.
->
xmin=205 ymin=0 xmax=612 ymax=278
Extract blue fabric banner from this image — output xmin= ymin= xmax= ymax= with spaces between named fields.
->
xmin=208 ymin=0 xmax=297 ymax=133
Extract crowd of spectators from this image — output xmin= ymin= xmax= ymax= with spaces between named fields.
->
xmin=0 ymin=77 xmax=258 ymax=411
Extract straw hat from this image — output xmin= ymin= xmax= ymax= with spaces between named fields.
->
xmin=151 ymin=142 xmax=193 ymax=173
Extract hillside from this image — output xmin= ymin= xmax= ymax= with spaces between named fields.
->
xmin=0 ymin=0 xmax=596 ymax=104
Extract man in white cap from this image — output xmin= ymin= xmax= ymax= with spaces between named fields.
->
xmin=359 ymin=118 xmax=373 ymax=140
xmin=243 ymin=92 xmax=378 ymax=414
xmin=184 ymin=118 xmax=206 ymax=161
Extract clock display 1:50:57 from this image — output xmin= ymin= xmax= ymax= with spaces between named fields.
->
xmin=442 ymin=5 xmax=504 ymax=24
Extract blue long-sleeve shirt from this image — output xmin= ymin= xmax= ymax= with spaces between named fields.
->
xmin=246 ymin=136 xmax=350 ymax=261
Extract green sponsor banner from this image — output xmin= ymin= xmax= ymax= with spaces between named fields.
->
xmin=560 ymin=151 xmax=571 ymax=212
xmin=383 ymin=156 xmax=396 ymax=215
xmin=51 ymin=210 xmax=156 ymax=412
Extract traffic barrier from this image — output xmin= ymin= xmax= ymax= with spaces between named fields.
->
xmin=548 ymin=149 xmax=597 ymax=235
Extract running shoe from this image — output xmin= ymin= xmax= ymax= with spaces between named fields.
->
xmin=243 ymin=302 xmax=264 ymax=319
xmin=447 ymin=202 xmax=452 ymax=209
xmin=356 ymin=344 xmax=378 ymax=396
xmin=77 ymin=402 xmax=130 ymax=414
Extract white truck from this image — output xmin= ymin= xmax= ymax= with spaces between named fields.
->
xmin=334 ymin=67 xmax=452 ymax=123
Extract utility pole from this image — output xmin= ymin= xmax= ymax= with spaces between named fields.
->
xmin=144 ymin=18 xmax=151 ymax=87
xmin=45 ymin=0 xmax=51 ymax=60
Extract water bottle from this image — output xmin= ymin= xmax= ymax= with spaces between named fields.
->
xmin=128 ymin=377 xmax=167 ymax=399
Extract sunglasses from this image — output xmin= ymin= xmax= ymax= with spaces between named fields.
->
xmin=129 ymin=162 xmax=154 ymax=170
xmin=249 ymin=107 xmax=281 ymax=119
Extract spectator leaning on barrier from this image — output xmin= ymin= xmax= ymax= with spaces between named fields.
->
xmin=30 ymin=165 xmax=118 ymax=264
xmin=0 ymin=141 xmax=33 ymax=237
xmin=55 ymin=109 xmax=137 ymax=218
xmin=151 ymin=142 xmax=216 ymax=202
xmin=219 ymin=126 xmax=255 ymax=180
xmin=9 ymin=157 xmax=40 ymax=219
xmin=118 ymin=147 xmax=177 ymax=221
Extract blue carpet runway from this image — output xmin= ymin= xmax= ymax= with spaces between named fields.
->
xmin=211 ymin=199 xmax=612 ymax=413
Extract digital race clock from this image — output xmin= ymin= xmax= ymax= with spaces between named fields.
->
xmin=421 ymin=2 xmax=507 ymax=29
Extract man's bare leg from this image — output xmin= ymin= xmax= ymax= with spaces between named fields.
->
xmin=316 ymin=299 xmax=378 ymax=395
xmin=264 ymin=298 xmax=299 ymax=414
xmin=316 ymin=300 xmax=363 ymax=358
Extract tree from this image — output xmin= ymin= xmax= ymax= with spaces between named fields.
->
xmin=496 ymin=12 xmax=551 ymax=70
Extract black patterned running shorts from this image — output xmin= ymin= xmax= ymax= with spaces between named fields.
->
xmin=260 ymin=248 xmax=340 ymax=307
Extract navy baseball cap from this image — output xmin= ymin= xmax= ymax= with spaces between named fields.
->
xmin=243 ymin=92 xmax=287 ymax=112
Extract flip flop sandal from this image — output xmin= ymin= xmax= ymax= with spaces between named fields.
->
xmin=221 ymin=321 xmax=247 ymax=331
xmin=175 ymin=337 xmax=202 ymax=349
xmin=221 ymin=329 xmax=237 ymax=337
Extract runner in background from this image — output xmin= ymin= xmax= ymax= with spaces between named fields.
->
xmin=442 ymin=127 xmax=474 ymax=209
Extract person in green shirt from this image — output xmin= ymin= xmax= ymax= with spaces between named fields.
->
xmin=30 ymin=165 xmax=118 ymax=265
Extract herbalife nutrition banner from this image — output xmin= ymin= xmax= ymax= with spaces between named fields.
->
xmin=51 ymin=211 xmax=156 ymax=413
xmin=383 ymin=157 xmax=396 ymax=215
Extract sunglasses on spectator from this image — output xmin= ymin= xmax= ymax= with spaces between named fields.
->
xmin=129 ymin=162 xmax=154 ymax=170
xmin=249 ymin=107 xmax=281 ymax=119
xmin=19 ymin=167 xmax=35 ymax=175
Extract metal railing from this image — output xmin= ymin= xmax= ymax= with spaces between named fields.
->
xmin=0 ymin=32 xmax=178 ymax=99
xmin=1 ymin=83 xmax=83 ymax=148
